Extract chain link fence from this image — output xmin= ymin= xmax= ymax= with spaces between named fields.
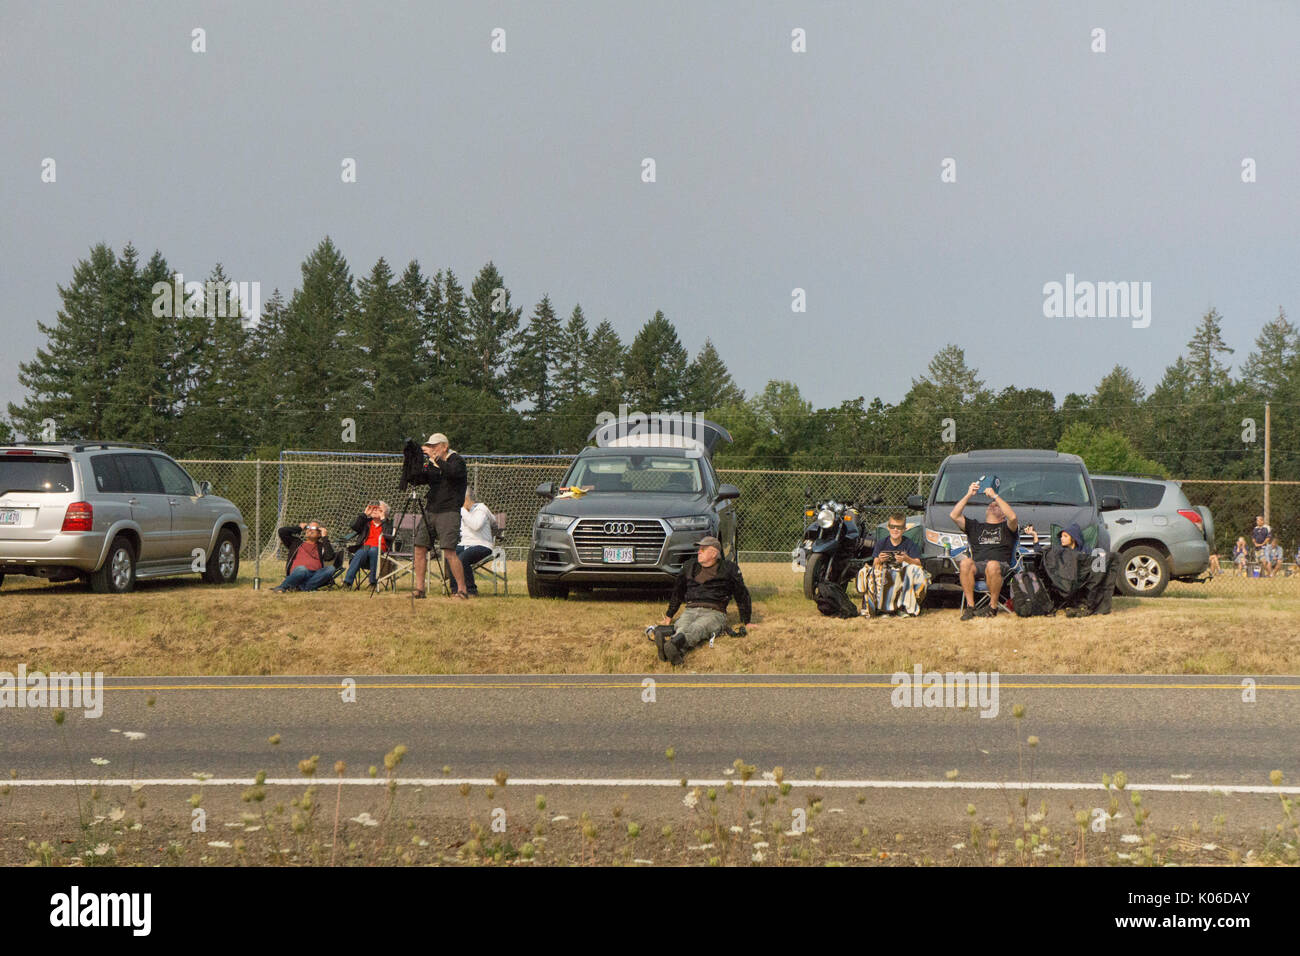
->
xmin=176 ymin=456 xmax=1300 ymax=591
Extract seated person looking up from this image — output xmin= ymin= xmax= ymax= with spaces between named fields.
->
xmin=653 ymin=536 xmax=752 ymax=666
xmin=273 ymin=520 xmax=336 ymax=592
xmin=342 ymin=501 xmax=393 ymax=589
xmin=950 ymin=480 xmax=1019 ymax=620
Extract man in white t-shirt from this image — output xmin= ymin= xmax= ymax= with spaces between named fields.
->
xmin=447 ymin=492 xmax=496 ymax=596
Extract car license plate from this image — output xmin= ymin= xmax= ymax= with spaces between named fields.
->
xmin=0 ymin=510 xmax=19 ymax=526
xmin=603 ymin=547 xmax=635 ymax=563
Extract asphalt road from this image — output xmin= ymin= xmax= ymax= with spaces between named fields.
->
xmin=2 ymin=674 xmax=1295 ymax=788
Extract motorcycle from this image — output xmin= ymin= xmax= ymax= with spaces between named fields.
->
xmin=792 ymin=493 xmax=878 ymax=600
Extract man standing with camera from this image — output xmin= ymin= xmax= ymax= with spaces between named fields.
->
xmin=409 ymin=433 xmax=470 ymax=599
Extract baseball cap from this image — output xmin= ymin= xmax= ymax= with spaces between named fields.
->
xmin=424 ymin=433 xmax=449 ymax=447
xmin=697 ymin=535 xmax=723 ymax=553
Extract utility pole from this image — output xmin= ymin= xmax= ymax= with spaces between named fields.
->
xmin=1264 ymin=401 xmax=1271 ymax=527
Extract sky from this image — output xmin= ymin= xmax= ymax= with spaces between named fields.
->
xmin=2 ymin=0 xmax=1298 ymax=418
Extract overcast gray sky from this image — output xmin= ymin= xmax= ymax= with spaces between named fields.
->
xmin=2 ymin=0 xmax=1298 ymax=417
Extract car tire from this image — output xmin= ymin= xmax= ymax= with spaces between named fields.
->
xmin=526 ymin=551 xmax=568 ymax=599
xmin=203 ymin=529 xmax=240 ymax=585
xmin=1117 ymin=546 xmax=1169 ymax=597
xmin=0 ymin=573 xmax=5 ymax=590
xmin=90 ymin=537 xmax=137 ymax=594
xmin=803 ymin=552 xmax=829 ymax=600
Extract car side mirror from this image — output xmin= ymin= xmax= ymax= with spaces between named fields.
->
xmin=198 ymin=480 xmax=213 ymax=497
xmin=1100 ymin=495 xmax=1123 ymax=512
xmin=906 ymin=494 xmax=925 ymax=510
xmin=536 ymin=481 xmax=556 ymax=499
xmin=716 ymin=483 xmax=740 ymax=501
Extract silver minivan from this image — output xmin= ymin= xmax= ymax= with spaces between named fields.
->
xmin=0 ymin=442 xmax=247 ymax=593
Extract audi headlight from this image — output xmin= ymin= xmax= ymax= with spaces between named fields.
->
xmin=537 ymin=513 xmax=577 ymax=531
xmin=816 ymin=508 xmax=835 ymax=529
xmin=668 ymin=515 xmax=712 ymax=531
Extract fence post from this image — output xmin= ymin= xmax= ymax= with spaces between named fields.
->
xmin=254 ymin=460 xmax=261 ymax=590
xmin=1264 ymin=401 xmax=1271 ymax=527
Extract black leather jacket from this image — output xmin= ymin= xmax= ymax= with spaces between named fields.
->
xmin=667 ymin=558 xmax=752 ymax=624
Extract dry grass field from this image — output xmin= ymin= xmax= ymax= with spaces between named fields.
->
xmin=3 ymin=562 xmax=1299 ymax=675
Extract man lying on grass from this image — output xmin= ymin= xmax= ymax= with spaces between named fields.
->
xmin=651 ymin=536 xmax=752 ymax=666
xmin=950 ymin=480 xmax=1018 ymax=620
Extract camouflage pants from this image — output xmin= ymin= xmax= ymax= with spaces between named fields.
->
xmin=674 ymin=607 xmax=728 ymax=649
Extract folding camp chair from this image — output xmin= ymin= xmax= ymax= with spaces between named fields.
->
xmin=445 ymin=512 xmax=509 ymax=596
xmin=951 ymin=544 xmax=1030 ymax=615
xmin=374 ymin=512 xmax=422 ymax=593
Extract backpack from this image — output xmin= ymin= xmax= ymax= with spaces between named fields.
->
xmin=1010 ymin=570 xmax=1054 ymax=617
xmin=815 ymin=580 xmax=860 ymax=619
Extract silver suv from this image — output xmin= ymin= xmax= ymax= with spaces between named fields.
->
xmin=0 ymin=442 xmax=247 ymax=593
xmin=1090 ymin=474 xmax=1213 ymax=597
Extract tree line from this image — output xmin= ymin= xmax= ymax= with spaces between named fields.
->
xmin=5 ymin=238 xmax=1298 ymax=485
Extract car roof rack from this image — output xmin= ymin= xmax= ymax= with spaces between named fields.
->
xmin=6 ymin=441 xmax=160 ymax=453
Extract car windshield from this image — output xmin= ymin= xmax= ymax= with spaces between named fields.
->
xmin=933 ymin=462 xmax=1092 ymax=507
xmin=0 ymin=455 xmax=74 ymax=495
xmin=564 ymin=455 xmax=703 ymax=493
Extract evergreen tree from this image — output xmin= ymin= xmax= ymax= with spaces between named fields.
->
xmin=1185 ymin=307 xmax=1235 ymax=398
xmin=275 ymin=237 xmax=358 ymax=449
xmin=171 ymin=263 xmax=254 ymax=456
xmin=584 ymin=320 xmax=627 ymax=407
xmin=1239 ymin=307 xmax=1296 ymax=398
xmin=1087 ymin=365 xmax=1146 ymax=435
xmin=554 ymin=304 xmax=592 ymax=399
xmin=107 ymin=244 xmax=176 ymax=444
xmin=246 ymin=288 xmax=289 ymax=456
xmin=347 ymin=257 xmax=420 ymax=450
xmin=9 ymin=243 xmax=123 ymax=440
xmin=516 ymin=295 xmax=562 ymax=413
xmin=623 ymin=310 xmax=688 ymax=410
xmin=464 ymin=262 xmax=523 ymax=405
xmin=682 ymin=338 xmax=744 ymax=411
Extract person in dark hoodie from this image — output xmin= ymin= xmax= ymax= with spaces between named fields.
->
xmin=1039 ymin=522 xmax=1113 ymax=616
xmin=651 ymin=536 xmax=753 ymax=665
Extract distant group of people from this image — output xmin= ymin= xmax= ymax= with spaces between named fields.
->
xmin=271 ymin=433 xmax=498 ymax=596
xmin=1226 ymin=515 xmax=1294 ymax=577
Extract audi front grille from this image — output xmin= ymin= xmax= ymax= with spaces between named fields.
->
xmin=571 ymin=518 xmax=667 ymax=565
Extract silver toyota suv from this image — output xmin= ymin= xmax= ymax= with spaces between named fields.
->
xmin=1089 ymin=474 xmax=1213 ymax=597
xmin=0 ymin=442 xmax=247 ymax=593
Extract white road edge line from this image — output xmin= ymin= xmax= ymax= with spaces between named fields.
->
xmin=8 ymin=778 xmax=1299 ymax=794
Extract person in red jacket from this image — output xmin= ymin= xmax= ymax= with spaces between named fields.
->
xmin=342 ymin=501 xmax=394 ymax=589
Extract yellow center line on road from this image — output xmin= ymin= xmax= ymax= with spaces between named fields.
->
xmin=97 ymin=681 xmax=1300 ymax=691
